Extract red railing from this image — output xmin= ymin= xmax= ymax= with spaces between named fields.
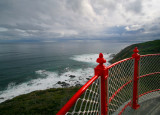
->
xmin=57 ymin=47 xmax=160 ymax=115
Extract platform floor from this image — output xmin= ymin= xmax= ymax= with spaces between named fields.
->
xmin=122 ymin=96 xmax=160 ymax=115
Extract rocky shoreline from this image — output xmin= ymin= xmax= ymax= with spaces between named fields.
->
xmin=56 ymin=75 xmax=92 ymax=88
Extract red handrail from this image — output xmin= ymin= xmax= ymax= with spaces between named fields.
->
xmin=105 ymin=57 xmax=133 ymax=79
xmin=57 ymin=75 xmax=99 ymax=115
xmin=140 ymin=54 xmax=160 ymax=57
xmin=139 ymin=89 xmax=160 ymax=97
xmin=139 ymin=72 xmax=160 ymax=78
xmin=107 ymin=57 xmax=133 ymax=69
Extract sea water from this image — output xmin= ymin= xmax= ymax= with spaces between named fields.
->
xmin=0 ymin=40 xmax=133 ymax=103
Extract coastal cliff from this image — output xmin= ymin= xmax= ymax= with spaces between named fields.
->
xmin=110 ymin=39 xmax=160 ymax=63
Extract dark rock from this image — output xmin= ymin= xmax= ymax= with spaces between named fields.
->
xmin=0 ymin=97 xmax=4 ymax=99
xmin=57 ymin=81 xmax=62 ymax=84
xmin=86 ymin=78 xmax=90 ymax=80
xmin=75 ymin=84 xmax=82 ymax=87
xmin=61 ymin=82 xmax=70 ymax=87
xmin=57 ymin=81 xmax=70 ymax=87
xmin=75 ymin=81 xmax=80 ymax=84
xmin=69 ymin=75 xmax=76 ymax=78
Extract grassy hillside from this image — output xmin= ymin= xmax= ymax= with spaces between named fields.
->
xmin=110 ymin=39 xmax=160 ymax=63
xmin=0 ymin=87 xmax=80 ymax=115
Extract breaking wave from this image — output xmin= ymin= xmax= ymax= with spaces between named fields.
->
xmin=70 ymin=53 xmax=113 ymax=66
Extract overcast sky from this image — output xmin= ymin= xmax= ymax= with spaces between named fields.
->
xmin=0 ymin=0 xmax=160 ymax=41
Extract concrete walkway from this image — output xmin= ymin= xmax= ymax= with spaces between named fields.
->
xmin=122 ymin=96 xmax=160 ymax=115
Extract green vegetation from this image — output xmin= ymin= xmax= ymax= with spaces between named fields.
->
xmin=0 ymin=87 xmax=80 ymax=115
xmin=110 ymin=39 xmax=160 ymax=63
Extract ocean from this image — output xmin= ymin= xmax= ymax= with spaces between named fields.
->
xmin=0 ymin=40 xmax=133 ymax=103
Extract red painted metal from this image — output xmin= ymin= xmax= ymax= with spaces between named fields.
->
xmin=105 ymin=71 xmax=109 ymax=114
xmin=139 ymin=89 xmax=160 ymax=97
xmin=107 ymin=57 xmax=133 ymax=69
xmin=140 ymin=54 xmax=160 ymax=57
xmin=95 ymin=53 xmax=108 ymax=115
xmin=56 ymin=75 xmax=99 ymax=115
xmin=132 ymin=47 xmax=140 ymax=110
xmin=139 ymin=72 xmax=160 ymax=79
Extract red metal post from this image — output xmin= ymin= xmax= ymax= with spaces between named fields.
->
xmin=132 ymin=47 xmax=140 ymax=109
xmin=95 ymin=53 xmax=108 ymax=115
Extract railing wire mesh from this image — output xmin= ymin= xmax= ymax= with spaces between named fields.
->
xmin=139 ymin=55 xmax=160 ymax=76
xmin=139 ymin=55 xmax=160 ymax=103
xmin=66 ymin=77 xmax=101 ymax=115
xmin=108 ymin=59 xmax=134 ymax=115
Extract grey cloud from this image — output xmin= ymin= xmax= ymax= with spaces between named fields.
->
xmin=123 ymin=0 xmax=142 ymax=14
xmin=0 ymin=0 xmax=159 ymax=41
xmin=0 ymin=24 xmax=45 ymax=31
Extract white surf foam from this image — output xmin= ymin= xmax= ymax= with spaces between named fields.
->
xmin=0 ymin=68 xmax=94 ymax=103
xmin=70 ymin=53 xmax=113 ymax=66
